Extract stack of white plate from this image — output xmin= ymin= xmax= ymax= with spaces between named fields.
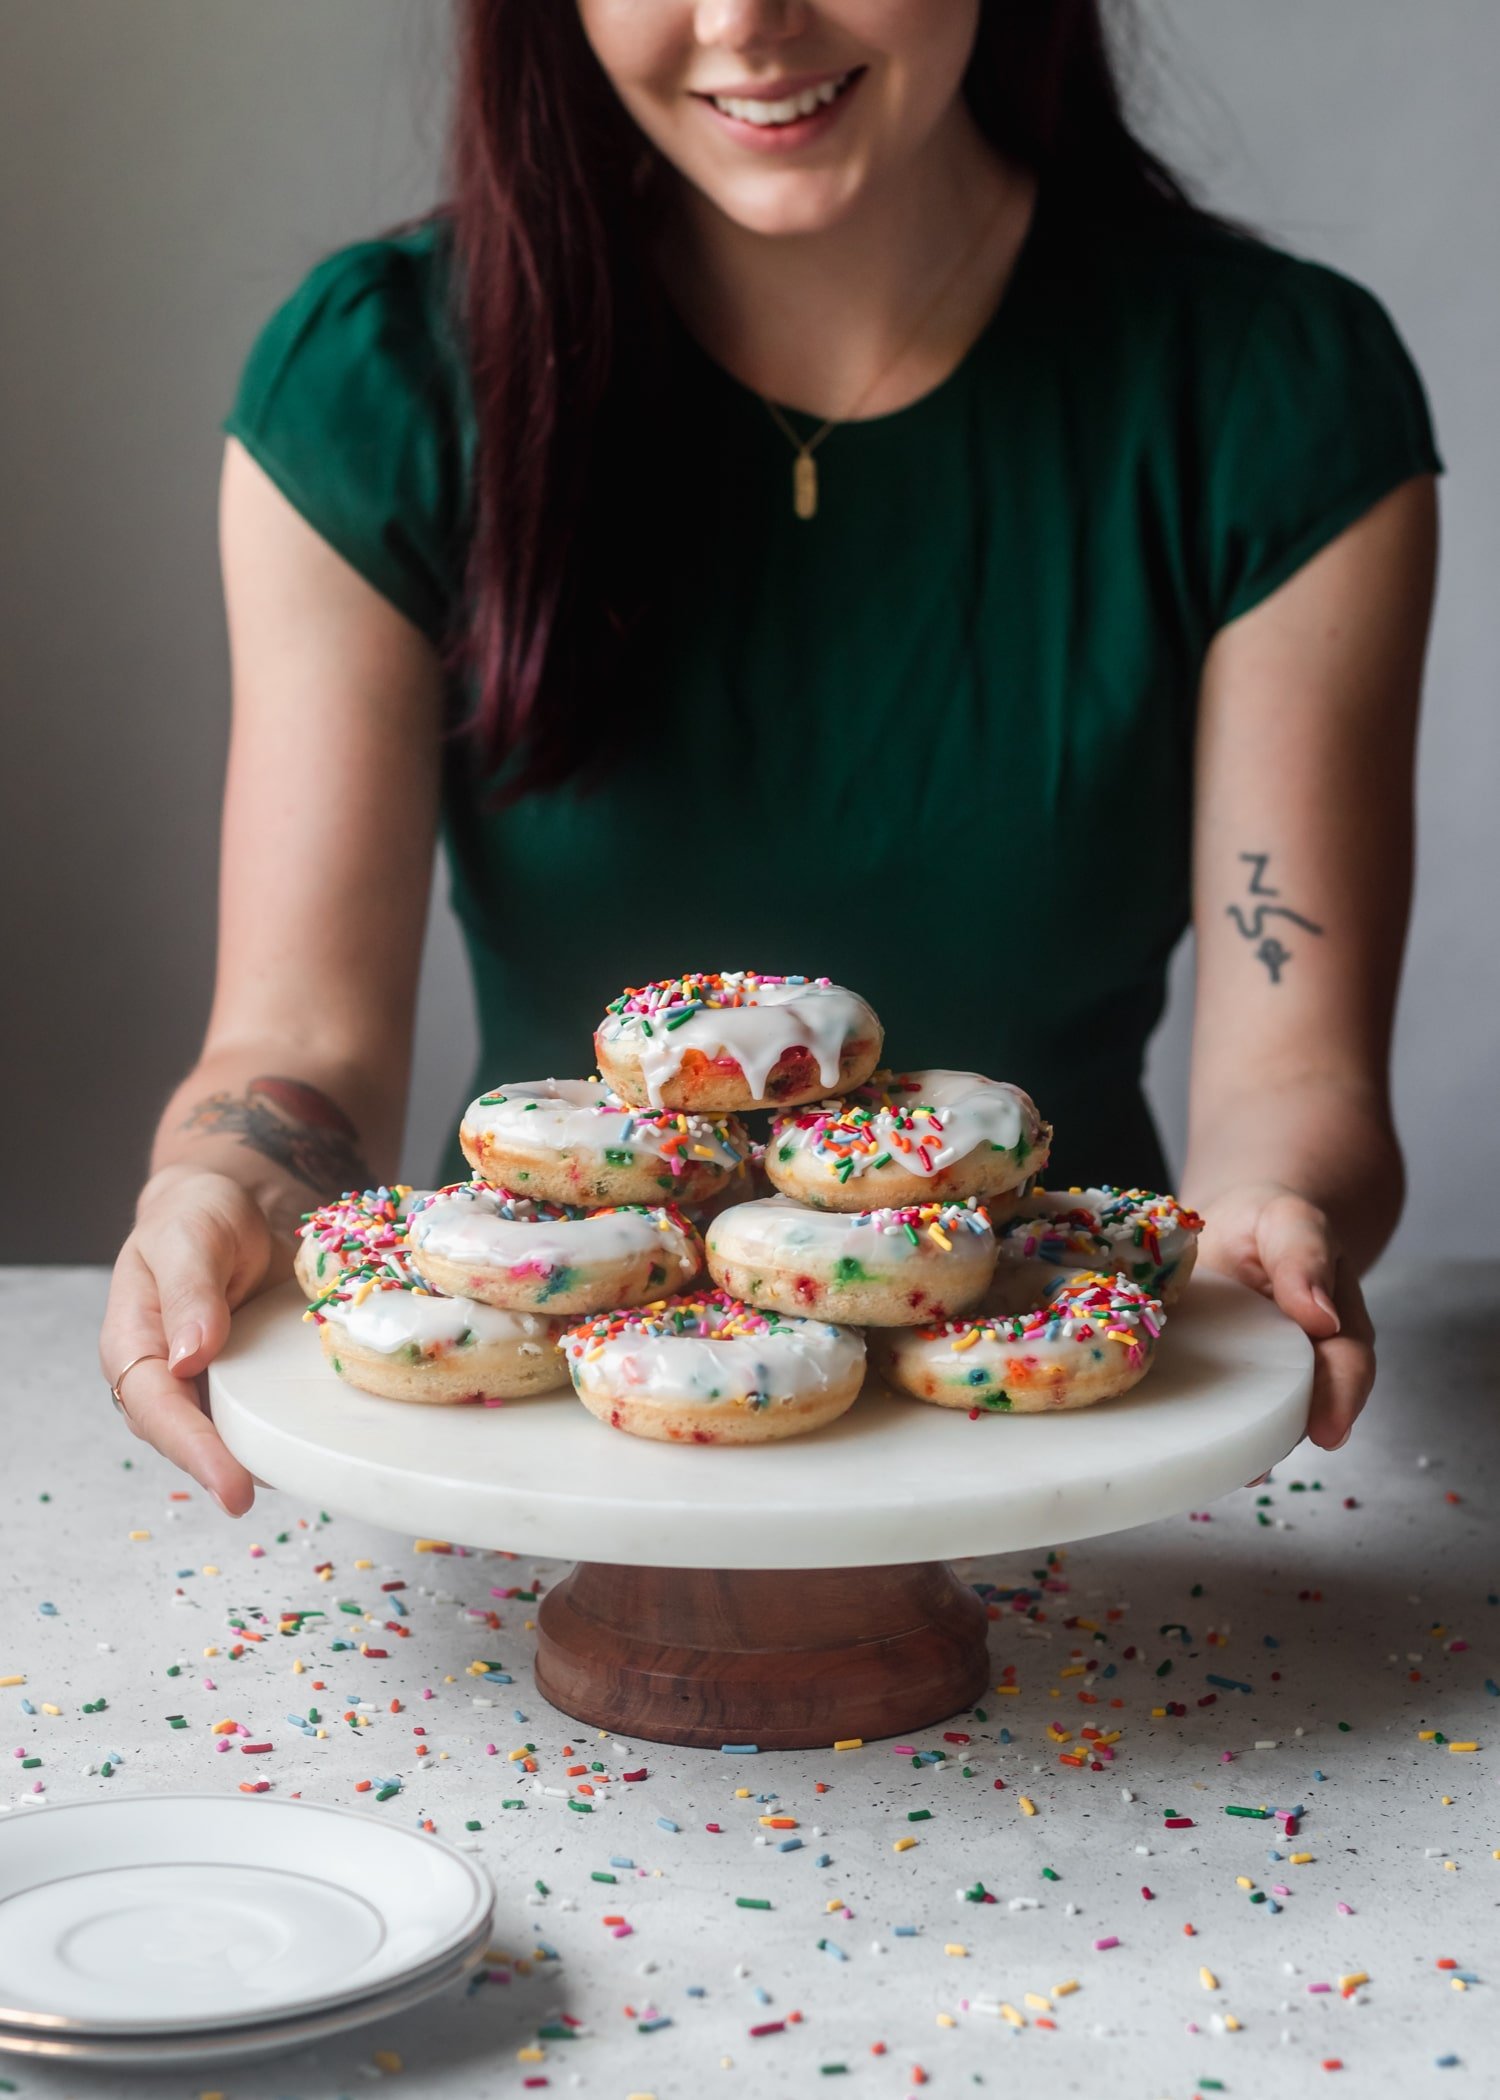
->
xmin=0 ymin=1794 xmax=494 ymax=2067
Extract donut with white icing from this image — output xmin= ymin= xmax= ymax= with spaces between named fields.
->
xmin=404 ymin=1181 xmax=702 ymax=1315
xmin=561 ymin=1288 xmax=866 ymax=1444
xmin=706 ymin=1195 xmax=996 ymax=1326
xmin=994 ymin=1187 xmax=1204 ymax=1306
xmin=594 ymin=972 xmax=883 ymax=1112
xmin=767 ymin=1069 xmax=1050 ymax=1211
xmin=293 ymin=1185 xmax=419 ymax=1299
xmin=304 ymin=1265 xmax=568 ymax=1404
xmin=874 ymin=1271 xmax=1164 ymax=1414
xmin=459 ymin=1079 xmax=750 ymax=1207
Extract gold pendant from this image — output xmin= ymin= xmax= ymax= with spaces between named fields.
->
xmin=793 ymin=451 xmax=818 ymax=520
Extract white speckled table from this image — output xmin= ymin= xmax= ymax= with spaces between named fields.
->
xmin=2 ymin=1261 xmax=1496 ymax=2099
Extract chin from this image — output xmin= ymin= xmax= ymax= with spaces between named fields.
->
xmin=695 ymin=162 xmax=871 ymax=239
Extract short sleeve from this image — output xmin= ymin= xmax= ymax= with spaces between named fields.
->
xmin=1207 ymin=257 xmax=1441 ymax=628
xmin=224 ymin=230 xmax=467 ymax=641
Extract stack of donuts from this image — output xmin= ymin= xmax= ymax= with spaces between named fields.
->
xmin=298 ymin=971 xmax=1203 ymax=1444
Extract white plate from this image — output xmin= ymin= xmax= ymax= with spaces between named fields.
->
xmin=0 ymin=1922 xmax=491 ymax=2066
xmin=0 ymin=1794 xmax=493 ymax=2035
xmin=210 ymin=1276 xmax=1311 ymax=1566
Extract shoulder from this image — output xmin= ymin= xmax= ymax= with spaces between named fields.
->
xmin=226 ymin=222 xmax=470 ymax=640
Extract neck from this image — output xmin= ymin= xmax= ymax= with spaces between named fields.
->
xmin=657 ymin=110 xmax=1033 ymax=421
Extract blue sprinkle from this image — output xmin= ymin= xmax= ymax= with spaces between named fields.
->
xmin=1100 ymin=1663 xmax=1117 ymax=1680
xmin=330 ymin=1639 xmax=353 ymax=1651
xmin=1267 ymin=1850 xmax=1282 ymax=1862
xmin=821 ymin=1939 xmax=847 ymax=1962
xmin=999 ymin=1728 xmax=1012 ymax=1745
xmin=1266 ymin=1898 xmax=1281 ymax=1914
xmin=535 ymin=1939 xmax=560 ymax=1959
xmin=1263 ymin=1634 xmax=1280 ymax=1648
xmin=656 ymin=1817 xmax=680 ymax=1833
xmin=486 ymin=1672 xmax=514 ymax=1684
xmin=20 ymin=1700 xmax=35 ymax=1716
xmin=893 ymin=1925 xmax=919 ymax=1937
xmin=1206 ymin=1674 xmax=1252 ymax=1693
xmin=686 ymin=1985 xmax=706 ymax=1997
xmin=721 ymin=1743 xmax=759 ymax=1754
xmin=815 ymin=1854 xmax=832 ymax=1868
xmin=1313 ymin=1769 xmax=1327 ymax=1781
xmin=779 ymin=1838 xmax=802 ymax=1853
xmin=1485 ymin=1679 xmax=1500 ymax=1698
xmin=638 ymin=2015 xmax=673 ymax=2032
xmin=176 ymin=1569 xmax=195 ymax=1579
xmin=609 ymin=1855 xmax=634 ymax=1869
xmin=284 ymin=1712 xmax=307 ymax=1726
xmin=389 ymin=1595 xmax=408 ymax=1616
xmin=37 ymin=1602 xmax=57 ymax=1617
xmin=1436 ymin=2055 xmax=1460 ymax=2068
xmin=512 ymin=1710 xmax=527 ymax=1723
xmin=756 ymin=1792 xmax=778 ymax=1803
xmin=1455 ymin=1972 xmax=1480 ymax=1984
xmin=753 ymin=1984 xmax=772 ymax=2004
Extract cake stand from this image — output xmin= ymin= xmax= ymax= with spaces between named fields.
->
xmin=209 ymin=1277 xmax=1310 ymax=1750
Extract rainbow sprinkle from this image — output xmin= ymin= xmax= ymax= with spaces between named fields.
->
xmin=920 ymin=1273 xmax=1164 ymax=1360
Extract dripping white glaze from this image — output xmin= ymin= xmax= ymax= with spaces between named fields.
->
xmin=318 ymin=1282 xmax=558 ymax=1357
xmin=709 ymin=1195 xmax=994 ymax=1270
xmin=567 ymin=1309 xmax=865 ymax=1406
xmin=407 ymin=1185 xmax=698 ymax=1281
xmin=598 ymin=976 xmax=878 ymax=1108
xmin=773 ymin=1069 xmax=1045 ymax=1179
xmin=464 ymin=1079 xmax=743 ymax=1170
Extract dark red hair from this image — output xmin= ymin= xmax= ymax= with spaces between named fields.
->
xmin=448 ymin=1 xmax=1205 ymax=802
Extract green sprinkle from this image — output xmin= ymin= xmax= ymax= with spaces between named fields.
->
xmin=1042 ymin=1866 xmax=1060 ymax=1881
xmin=100 ymin=1761 xmax=114 ymax=1777
xmin=502 ymin=1798 xmax=525 ymax=1809
xmin=907 ymin=1809 xmax=932 ymax=1822
xmin=375 ymin=1785 xmax=400 ymax=1802
xmin=736 ymin=1896 xmax=772 ymax=1910
xmin=1155 ymin=1659 xmax=1173 ymax=1677
xmin=1224 ymin=1805 xmax=1270 ymax=1819
xmin=165 ymin=1664 xmax=181 ymax=1678
xmin=538 ymin=2023 xmax=580 ymax=2040
xmin=534 ymin=1878 xmax=549 ymax=1896
xmin=821 ymin=2067 xmax=850 ymax=2076
xmin=568 ymin=1798 xmax=593 ymax=1813
xmin=20 ymin=1757 xmax=41 ymax=1769
xmin=1338 ymin=1721 xmax=1352 ymax=1731
xmin=591 ymin=1870 xmax=618 ymax=1884
xmin=338 ymin=1601 xmax=363 ymax=1614
xmin=465 ymin=1818 xmax=482 ymax=1831
xmin=665 ymin=1004 xmax=701 ymax=1029
xmin=973 ymin=1706 xmax=988 ymax=1722
xmin=166 ymin=1716 xmax=187 ymax=1730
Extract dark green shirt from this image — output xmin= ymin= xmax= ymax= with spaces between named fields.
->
xmin=227 ymin=202 xmax=1439 ymax=1189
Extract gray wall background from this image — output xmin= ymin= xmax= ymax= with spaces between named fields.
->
xmin=3 ymin=0 xmax=1494 ymax=1265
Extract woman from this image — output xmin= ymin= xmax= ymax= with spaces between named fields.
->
xmin=101 ymin=0 xmax=1438 ymax=1513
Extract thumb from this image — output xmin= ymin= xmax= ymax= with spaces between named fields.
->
xmin=143 ymin=1206 xmax=268 ymax=1377
xmin=1256 ymin=1194 xmax=1342 ymax=1339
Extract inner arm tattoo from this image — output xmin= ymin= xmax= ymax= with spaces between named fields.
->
xmin=181 ymin=1075 xmax=373 ymax=1195
xmin=1225 ymin=852 xmax=1324 ymax=985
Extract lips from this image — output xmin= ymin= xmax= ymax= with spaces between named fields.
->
xmin=704 ymin=67 xmax=859 ymax=128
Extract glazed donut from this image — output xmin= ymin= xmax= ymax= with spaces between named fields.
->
xmin=994 ymin=1187 xmax=1204 ymax=1306
xmin=561 ymin=1288 xmax=866 ymax=1444
xmin=404 ymin=1182 xmax=702 ymax=1315
xmin=706 ymin=1195 xmax=996 ymax=1327
xmin=595 ymin=972 xmax=883 ymax=1112
xmin=305 ymin=1266 xmax=568 ymax=1405
xmin=293 ymin=1186 xmax=418 ymax=1299
xmin=459 ymin=1079 xmax=750 ymax=1207
xmin=874 ymin=1271 xmax=1164 ymax=1415
xmin=767 ymin=1069 xmax=1050 ymax=1211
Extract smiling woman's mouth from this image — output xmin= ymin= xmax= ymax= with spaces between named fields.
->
xmin=700 ymin=67 xmax=864 ymax=131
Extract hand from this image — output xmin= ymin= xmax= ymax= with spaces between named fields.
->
xmin=99 ymin=1169 xmax=279 ymax=1514
xmin=1195 ymin=1181 xmax=1375 ymax=1451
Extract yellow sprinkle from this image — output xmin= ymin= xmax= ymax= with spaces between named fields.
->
xmin=944 ymin=1943 xmax=967 ymax=1957
xmin=1445 ymin=1860 xmax=1458 ymax=1872
xmin=1453 ymin=1975 xmax=1467 ymax=1988
xmin=517 ymin=2046 xmax=545 ymax=2063
xmin=1289 ymin=1851 xmax=1313 ymax=1865
xmin=351 ymin=1277 xmax=376 ymax=1307
xmin=735 ymin=1787 xmax=751 ymax=1799
xmin=1448 ymin=1742 xmax=1480 ymax=1753
xmin=1019 ymin=1796 xmax=1037 ymax=1817
xmin=128 ymin=1530 xmax=151 ymax=1542
xmin=292 ymin=1658 xmax=305 ymax=1674
xmin=995 ymin=1684 xmax=1020 ymax=1695
xmin=628 ymin=2092 xmax=659 ymax=2100
xmin=1338 ymin=1972 xmax=1369 ymax=1991
xmin=1197 ymin=1965 xmax=1221 ymax=1991
xmin=1048 ymin=1687 xmax=1061 ymax=1699
xmin=1235 ymin=1876 xmax=1254 ymax=1890
xmin=507 ymin=1748 xmax=530 ymax=1762
xmin=1024 ymin=1992 xmax=1051 ymax=2012
xmin=1058 ymin=1665 xmax=1087 ymax=1679
xmin=354 ymin=1558 xmax=374 ymax=1570
xmin=894 ymin=1836 xmax=919 ymax=1852
xmin=758 ymin=1816 xmax=797 ymax=1828
xmin=1098 ymin=1730 xmax=1122 ymax=1745
xmin=372 ymin=2051 xmax=403 ymax=2075
xmin=1047 ymin=1725 xmax=1071 ymax=1743
xmin=1419 ymin=1729 xmax=1438 ymax=1741
xmin=825 ymin=1899 xmax=843 ymax=1913
xmin=1053 ymin=1979 xmax=1080 ymax=1997
xmin=936 ymin=2012 xmax=956 ymax=2028
xmin=951 ymin=1327 xmax=981 ymax=1352
xmin=317 ymin=1566 xmax=333 ymax=1581
xmin=41 ymin=1703 xmax=61 ymax=1717
xmin=833 ymin=1738 xmax=863 ymax=1752
xmin=1443 ymin=1796 xmax=1454 ymax=1806
xmin=927 ymin=1224 xmax=953 ymax=1251
xmin=211 ymin=1719 xmax=237 ymax=1735
xmin=413 ymin=1539 xmax=452 ymax=1554
xmin=1074 ymin=1617 xmax=1099 ymax=1632
xmin=1225 ymin=2013 xmax=1242 ymax=2032
xmin=0 ymin=1675 xmax=24 ymax=1688
xmin=1000 ymin=2003 xmax=1025 ymax=2028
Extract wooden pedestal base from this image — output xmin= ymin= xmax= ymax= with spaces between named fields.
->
xmin=534 ymin=1560 xmax=990 ymax=1751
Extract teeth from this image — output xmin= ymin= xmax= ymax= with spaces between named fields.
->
xmin=712 ymin=73 xmax=849 ymax=126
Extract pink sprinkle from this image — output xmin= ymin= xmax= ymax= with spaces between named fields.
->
xmin=31 ymin=1781 xmax=43 ymax=1794
xmin=201 ymin=1678 xmax=216 ymax=1691
xmin=248 ymin=1544 xmax=265 ymax=1558
xmin=1094 ymin=1935 xmax=1120 ymax=1951
xmin=1273 ymin=1884 xmax=1291 ymax=1897
xmin=1141 ymin=1886 xmax=1155 ymax=1900
xmin=1336 ymin=1902 xmax=1354 ymax=1916
xmin=1308 ymin=1981 xmax=1331 ymax=1994
xmin=1451 ymin=1640 xmax=1469 ymax=1652
xmin=422 ymin=1688 xmax=434 ymax=1701
xmin=1220 ymin=1751 xmax=1234 ymax=1764
xmin=485 ymin=1743 xmax=497 ymax=1756
xmin=611 ymin=1924 xmax=633 ymax=1938
xmin=893 ymin=1744 xmax=916 ymax=1755
xmin=214 ymin=1739 xmax=230 ymax=1754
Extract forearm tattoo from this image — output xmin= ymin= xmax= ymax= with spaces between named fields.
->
xmin=1225 ymin=852 xmax=1324 ymax=985
xmin=181 ymin=1076 xmax=373 ymax=1195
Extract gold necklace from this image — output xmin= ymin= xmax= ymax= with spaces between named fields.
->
xmin=760 ymin=197 xmax=1011 ymax=520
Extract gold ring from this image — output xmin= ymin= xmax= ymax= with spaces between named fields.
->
xmin=109 ymin=1352 xmax=165 ymax=1412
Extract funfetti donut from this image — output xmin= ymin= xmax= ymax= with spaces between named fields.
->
xmin=293 ymin=1186 xmax=419 ymax=1300
xmin=874 ymin=1271 xmax=1164 ymax=1415
xmin=767 ymin=1069 xmax=1050 ymax=1211
xmin=459 ymin=1079 xmax=750 ymax=1207
xmin=594 ymin=972 xmax=883 ymax=1112
xmin=994 ymin=1187 xmax=1204 ymax=1306
xmin=706 ymin=1195 xmax=996 ymax=1327
xmin=304 ymin=1265 xmax=567 ymax=1405
xmin=561 ymin=1288 xmax=866 ymax=1444
xmin=404 ymin=1181 xmax=702 ymax=1316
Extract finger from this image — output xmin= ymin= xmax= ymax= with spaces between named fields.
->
xmin=138 ymin=1206 xmax=267 ymax=1378
xmin=1256 ymin=1196 xmax=1342 ymax=1339
xmin=101 ymin=1242 xmax=256 ymax=1513
xmin=1304 ymin=1266 xmax=1376 ymax=1449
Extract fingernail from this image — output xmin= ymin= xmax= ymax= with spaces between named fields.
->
xmin=1330 ymin=1428 xmax=1351 ymax=1450
xmin=169 ymin=1322 xmax=203 ymax=1370
xmin=1311 ymin=1287 xmax=1340 ymax=1331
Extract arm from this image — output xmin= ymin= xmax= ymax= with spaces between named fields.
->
xmin=100 ymin=439 xmax=447 ymax=1508
xmin=1182 ymin=474 xmax=1438 ymax=1447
